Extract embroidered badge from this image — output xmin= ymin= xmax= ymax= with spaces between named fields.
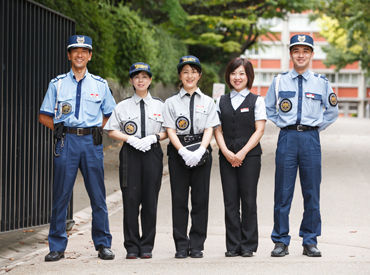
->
xmin=279 ymin=99 xmax=292 ymax=113
xmin=240 ymin=107 xmax=249 ymax=113
xmin=298 ymin=35 xmax=306 ymax=42
xmin=124 ymin=121 xmax=137 ymax=135
xmin=77 ymin=36 xmax=85 ymax=44
xmin=329 ymin=93 xmax=338 ymax=106
xmin=61 ymin=102 xmax=72 ymax=114
xmin=176 ymin=116 xmax=189 ymax=130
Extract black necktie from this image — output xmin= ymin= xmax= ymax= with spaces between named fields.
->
xmin=296 ymin=75 xmax=303 ymax=125
xmin=189 ymin=93 xmax=195 ymax=135
xmin=140 ymin=99 xmax=145 ymax=138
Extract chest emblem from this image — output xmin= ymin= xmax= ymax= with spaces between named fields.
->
xmin=279 ymin=99 xmax=292 ymax=113
xmin=176 ymin=116 xmax=189 ymax=130
xmin=329 ymin=93 xmax=338 ymax=106
xmin=240 ymin=107 xmax=249 ymax=113
xmin=123 ymin=121 xmax=137 ymax=135
xmin=61 ymin=102 xmax=72 ymax=114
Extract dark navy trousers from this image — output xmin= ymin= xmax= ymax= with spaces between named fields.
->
xmin=48 ymin=133 xmax=112 ymax=252
xmin=271 ymin=129 xmax=322 ymax=246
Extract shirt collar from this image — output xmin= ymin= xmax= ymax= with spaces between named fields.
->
xmin=69 ymin=68 xmax=89 ymax=82
xmin=230 ymin=88 xmax=249 ymax=99
xmin=133 ymin=91 xmax=152 ymax=104
xmin=290 ymin=69 xmax=311 ymax=80
xmin=179 ymin=87 xmax=202 ymax=98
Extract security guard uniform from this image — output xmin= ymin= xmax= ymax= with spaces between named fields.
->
xmin=265 ymin=34 xmax=338 ymax=251
xmin=216 ymin=88 xmax=266 ymax=254
xmin=40 ymin=35 xmax=116 ymax=255
xmin=163 ymin=86 xmax=220 ymax=254
xmin=104 ymin=90 xmax=164 ymax=256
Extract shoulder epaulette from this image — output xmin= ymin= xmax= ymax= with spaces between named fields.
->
xmin=313 ymin=73 xmax=328 ymax=81
xmin=122 ymin=96 xmax=132 ymax=101
xmin=91 ymin=74 xmax=106 ymax=83
xmin=152 ymin=96 xmax=164 ymax=103
xmin=51 ymin=73 xmax=67 ymax=83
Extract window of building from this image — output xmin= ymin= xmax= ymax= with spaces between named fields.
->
xmin=338 ymin=73 xmax=359 ymax=85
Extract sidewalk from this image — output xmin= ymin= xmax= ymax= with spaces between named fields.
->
xmin=1 ymin=118 xmax=370 ymax=274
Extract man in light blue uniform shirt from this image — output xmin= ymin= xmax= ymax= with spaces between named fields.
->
xmin=39 ymin=35 xmax=116 ymax=261
xmin=265 ymin=34 xmax=338 ymax=257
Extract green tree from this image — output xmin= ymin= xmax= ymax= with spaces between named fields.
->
xmin=314 ymin=0 xmax=369 ymax=74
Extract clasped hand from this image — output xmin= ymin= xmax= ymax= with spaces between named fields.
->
xmin=178 ymin=146 xmax=206 ymax=167
xmin=126 ymin=135 xmax=157 ymax=152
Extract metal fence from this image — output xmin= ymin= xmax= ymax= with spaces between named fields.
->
xmin=0 ymin=0 xmax=75 ymax=232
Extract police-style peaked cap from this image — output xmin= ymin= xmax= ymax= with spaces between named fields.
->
xmin=289 ymin=34 xmax=314 ymax=50
xmin=129 ymin=62 xmax=152 ymax=77
xmin=67 ymin=35 xmax=92 ymax=50
xmin=177 ymin=55 xmax=202 ymax=73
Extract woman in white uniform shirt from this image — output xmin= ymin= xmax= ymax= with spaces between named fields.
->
xmin=215 ymin=57 xmax=266 ymax=257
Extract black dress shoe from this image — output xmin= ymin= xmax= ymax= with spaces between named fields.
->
xmin=240 ymin=250 xmax=253 ymax=257
xmin=271 ymin=243 xmax=289 ymax=257
xmin=45 ymin=251 xmax=64 ymax=262
xmin=303 ymin=244 xmax=322 ymax=257
xmin=190 ymin=250 xmax=203 ymax=258
xmin=140 ymin=252 xmax=152 ymax=259
xmin=225 ymin=251 xmax=240 ymax=257
xmin=98 ymin=247 xmax=115 ymax=260
xmin=126 ymin=252 xmax=139 ymax=259
xmin=175 ymin=250 xmax=188 ymax=259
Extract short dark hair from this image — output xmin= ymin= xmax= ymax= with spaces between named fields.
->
xmin=224 ymin=57 xmax=254 ymax=90
xmin=129 ymin=70 xmax=152 ymax=79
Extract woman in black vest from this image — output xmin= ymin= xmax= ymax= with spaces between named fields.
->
xmin=215 ymin=57 xmax=266 ymax=257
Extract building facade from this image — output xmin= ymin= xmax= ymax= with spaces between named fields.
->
xmin=246 ymin=13 xmax=369 ymax=118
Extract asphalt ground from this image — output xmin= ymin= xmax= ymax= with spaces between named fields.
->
xmin=1 ymin=118 xmax=370 ymax=274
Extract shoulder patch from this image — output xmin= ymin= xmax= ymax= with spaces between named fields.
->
xmin=91 ymin=74 xmax=106 ymax=83
xmin=152 ymin=96 xmax=164 ymax=103
xmin=51 ymin=73 xmax=67 ymax=83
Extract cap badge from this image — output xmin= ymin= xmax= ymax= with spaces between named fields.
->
xmin=298 ymin=35 xmax=306 ymax=42
xmin=77 ymin=36 xmax=85 ymax=44
xmin=135 ymin=64 xmax=148 ymax=70
xmin=182 ymin=57 xmax=196 ymax=63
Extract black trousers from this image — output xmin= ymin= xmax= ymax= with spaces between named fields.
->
xmin=167 ymin=144 xmax=212 ymax=252
xmin=219 ymin=153 xmax=261 ymax=252
xmin=119 ymin=142 xmax=163 ymax=254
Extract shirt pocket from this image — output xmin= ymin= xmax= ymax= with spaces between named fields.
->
xmin=194 ymin=106 xmax=209 ymax=131
xmin=148 ymin=113 xmax=164 ymax=134
xmin=119 ymin=114 xmax=139 ymax=135
xmin=304 ymin=92 xmax=322 ymax=119
xmin=84 ymin=97 xmax=102 ymax=117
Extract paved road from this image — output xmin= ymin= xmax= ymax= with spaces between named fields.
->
xmin=1 ymin=118 xmax=370 ymax=274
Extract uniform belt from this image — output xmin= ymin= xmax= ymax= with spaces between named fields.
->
xmin=64 ymin=126 xmax=99 ymax=136
xmin=283 ymin=125 xmax=318 ymax=132
xmin=177 ymin=134 xmax=203 ymax=144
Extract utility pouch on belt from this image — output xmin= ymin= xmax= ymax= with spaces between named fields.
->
xmin=184 ymin=141 xmax=209 ymax=168
xmin=92 ymin=127 xmax=103 ymax=145
xmin=53 ymin=122 xmax=65 ymax=157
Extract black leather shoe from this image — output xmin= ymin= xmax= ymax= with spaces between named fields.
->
xmin=271 ymin=243 xmax=289 ymax=257
xmin=98 ymin=247 xmax=115 ymax=260
xmin=126 ymin=252 xmax=139 ymax=259
xmin=140 ymin=252 xmax=152 ymax=259
xmin=45 ymin=251 xmax=64 ymax=262
xmin=303 ymin=244 xmax=322 ymax=257
xmin=225 ymin=251 xmax=239 ymax=257
xmin=175 ymin=250 xmax=188 ymax=259
xmin=240 ymin=250 xmax=253 ymax=257
xmin=190 ymin=250 xmax=203 ymax=258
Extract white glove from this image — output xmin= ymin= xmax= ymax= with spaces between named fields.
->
xmin=126 ymin=136 xmax=141 ymax=149
xmin=136 ymin=135 xmax=157 ymax=152
xmin=178 ymin=147 xmax=193 ymax=164
xmin=186 ymin=146 xmax=206 ymax=167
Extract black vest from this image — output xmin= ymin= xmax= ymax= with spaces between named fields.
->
xmin=219 ymin=92 xmax=262 ymax=156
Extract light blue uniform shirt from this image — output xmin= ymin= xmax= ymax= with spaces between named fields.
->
xmin=40 ymin=69 xmax=116 ymax=127
xmin=216 ymin=88 xmax=267 ymax=121
xmin=264 ymin=69 xmax=338 ymax=131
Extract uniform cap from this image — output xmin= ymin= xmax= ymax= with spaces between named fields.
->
xmin=177 ymin=55 xmax=202 ymax=73
xmin=289 ymin=34 xmax=314 ymax=50
xmin=67 ymin=35 xmax=92 ymax=50
xmin=129 ymin=62 xmax=152 ymax=77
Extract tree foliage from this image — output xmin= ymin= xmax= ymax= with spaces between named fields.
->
xmin=314 ymin=0 xmax=369 ymax=74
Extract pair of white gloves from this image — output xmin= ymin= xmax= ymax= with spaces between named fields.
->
xmin=178 ymin=146 xmax=206 ymax=167
xmin=126 ymin=135 xmax=157 ymax=152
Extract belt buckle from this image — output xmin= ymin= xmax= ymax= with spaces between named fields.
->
xmin=183 ymin=135 xmax=193 ymax=143
xmin=76 ymin=128 xmax=84 ymax=136
xmin=296 ymin=125 xmax=304 ymax=132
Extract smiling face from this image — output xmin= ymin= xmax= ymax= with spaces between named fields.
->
xmin=179 ymin=64 xmax=201 ymax=93
xmin=290 ymin=45 xmax=314 ymax=73
xmin=67 ymin=47 xmax=92 ymax=70
xmin=229 ymin=65 xmax=248 ymax=92
xmin=130 ymin=71 xmax=152 ymax=93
